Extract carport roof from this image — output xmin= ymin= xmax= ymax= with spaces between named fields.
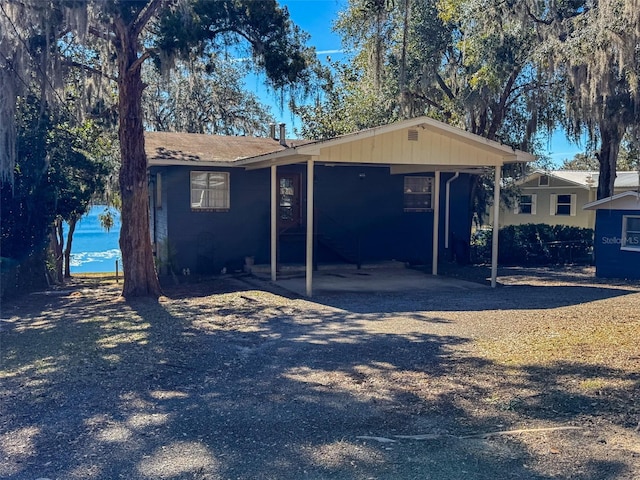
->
xmin=147 ymin=116 xmax=536 ymax=171
xmin=239 ymin=116 xmax=535 ymax=172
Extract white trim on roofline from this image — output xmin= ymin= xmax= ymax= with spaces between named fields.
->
xmin=517 ymin=170 xmax=593 ymax=189
xmin=234 ymin=116 xmax=535 ymax=169
xmin=583 ymin=191 xmax=640 ymax=210
xmin=149 ymin=159 xmax=239 ymax=167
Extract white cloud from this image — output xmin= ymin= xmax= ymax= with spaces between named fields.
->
xmin=70 ymin=249 xmax=122 ymax=267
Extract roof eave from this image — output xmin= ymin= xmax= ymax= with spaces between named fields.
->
xmin=149 ymin=159 xmax=240 ymax=168
xmin=583 ymin=190 xmax=640 ymax=210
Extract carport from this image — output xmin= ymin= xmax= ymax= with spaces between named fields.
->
xmin=237 ymin=116 xmax=535 ymax=296
xmin=250 ymin=262 xmax=487 ymax=296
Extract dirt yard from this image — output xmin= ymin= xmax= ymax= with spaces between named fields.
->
xmin=1 ymin=267 xmax=639 ymax=479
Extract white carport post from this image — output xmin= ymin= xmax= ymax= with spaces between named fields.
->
xmin=305 ymin=157 xmax=316 ymax=296
xmin=445 ymin=172 xmax=460 ymax=249
xmin=491 ymin=165 xmax=501 ymax=288
xmin=270 ymin=165 xmax=277 ymax=282
xmin=432 ymin=171 xmax=441 ymax=275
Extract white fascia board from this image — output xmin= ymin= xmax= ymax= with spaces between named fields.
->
xmin=234 ymin=147 xmax=302 ymax=167
xmin=295 ymin=117 xmax=532 ymax=162
xmin=390 ymin=165 xmax=491 ymax=174
xmin=517 ymin=170 xmax=592 ymax=189
xmin=515 ymin=170 xmax=544 ymax=186
xmin=148 ymin=159 xmax=240 ymax=167
xmin=520 ymin=185 xmax=590 ymax=190
xmin=236 ymin=116 xmax=535 ymax=169
xmin=583 ymin=191 xmax=640 ymax=210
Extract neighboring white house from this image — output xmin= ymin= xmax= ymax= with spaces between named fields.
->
xmin=498 ymin=170 xmax=640 ymax=229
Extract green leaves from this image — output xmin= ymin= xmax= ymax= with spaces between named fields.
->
xmin=155 ymin=0 xmax=312 ymax=90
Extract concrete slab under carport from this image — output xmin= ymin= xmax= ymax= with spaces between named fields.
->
xmin=251 ymin=262 xmax=487 ymax=296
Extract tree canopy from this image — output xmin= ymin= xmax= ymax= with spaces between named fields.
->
xmin=143 ymin=56 xmax=276 ymax=136
xmin=484 ymin=0 xmax=640 ymax=197
xmin=298 ymin=0 xmax=638 ymax=202
xmin=1 ymin=0 xmax=313 ymax=298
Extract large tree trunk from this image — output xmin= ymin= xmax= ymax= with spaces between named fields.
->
xmin=596 ymin=121 xmax=624 ymax=200
xmin=64 ymin=214 xmax=78 ymax=278
xmin=116 ymin=24 xmax=162 ymax=298
xmin=50 ymin=216 xmax=64 ymax=284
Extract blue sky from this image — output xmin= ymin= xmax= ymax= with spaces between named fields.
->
xmin=247 ymin=0 xmax=583 ymax=165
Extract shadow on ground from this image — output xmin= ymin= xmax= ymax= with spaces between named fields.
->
xmin=0 ymin=274 xmax=638 ymax=479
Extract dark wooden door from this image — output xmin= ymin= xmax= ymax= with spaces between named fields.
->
xmin=278 ymin=173 xmax=301 ymax=229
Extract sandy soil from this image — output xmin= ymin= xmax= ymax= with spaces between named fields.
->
xmin=1 ymin=266 xmax=639 ymax=479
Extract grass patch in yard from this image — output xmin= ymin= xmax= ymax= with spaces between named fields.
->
xmin=578 ymin=378 xmax=607 ymax=391
xmin=477 ymin=318 xmax=640 ymax=371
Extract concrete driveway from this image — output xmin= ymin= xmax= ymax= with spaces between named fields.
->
xmin=252 ymin=262 xmax=487 ymax=296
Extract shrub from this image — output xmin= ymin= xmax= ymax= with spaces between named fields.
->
xmin=471 ymin=224 xmax=593 ymax=265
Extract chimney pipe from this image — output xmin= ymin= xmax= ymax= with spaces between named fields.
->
xmin=269 ymin=123 xmax=276 ymax=140
xmin=279 ymin=123 xmax=287 ymax=147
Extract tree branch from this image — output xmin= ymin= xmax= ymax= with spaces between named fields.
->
xmin=129 ymin=50 xmax=152 ymax=75
xmin=435 ymin=72 xmax=455 ymax=101
xmin=525 ymin=4 xmax=553 ymax=25
xmin=132 ymin=0 xmax=165 ymax=38
xmin=525 ymin=3 xmax=589 ymax=26
xmin=88 ymin=25 xmax=116 ymax=43
xmin=62 ymin=60 xmax=116 ymax=82
xmin=409 ymin=91 xmax=443 ymax=110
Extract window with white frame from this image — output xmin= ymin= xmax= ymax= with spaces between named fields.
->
xmin=622 ymin=216 xmax=640 ymax=251
xmin=550 ymin=193 xmax=576 ymax=216
xmin=515 ymin=194 xmax=536 ymax=214
xmin=404 ymin=176 xmax=433 ymax=211
xmin=190 ymin=171 xmax=230 ymax=210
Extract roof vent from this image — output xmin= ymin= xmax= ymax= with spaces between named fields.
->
xmin=407 ymin=129 xmax=419 ymax=141
xmin=279 ymin=123 xmax=287 ymax=147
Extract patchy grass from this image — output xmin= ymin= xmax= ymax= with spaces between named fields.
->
xmin=70 ymin=272 xmax=122 ymax=285
xmin=2 ymin=270 xmax=639 ymax=480
xmin=476 ymin=315 xmax=640 ymax=371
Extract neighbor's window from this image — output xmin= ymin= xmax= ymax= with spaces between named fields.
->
xmin=622 ymin=216 xmax=640 ymax=251
xmin=550 ymin=193 xmax=576 ymax=216
xmin=515 ymin=194 xmax=536 ymax=215
xmin=190 ymin=171 xmax=230 ymax=210
xmin=404 ymin=176 xmax=433 ymax=211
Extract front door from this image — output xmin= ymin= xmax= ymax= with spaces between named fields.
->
xmin=278 ymin=173 xmax=301 ymax=230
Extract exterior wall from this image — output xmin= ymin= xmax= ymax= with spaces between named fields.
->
xmin=498 ymin=177 xmax=596 ymax=228
xmin=317 ymin=127 xmax=505 ymax=168
xmin=593 ymin=209 xmax=640 ymax=280
xmin=150 ymin=170 xmax=172 ymax=274
xmin=313 ymin=167 xmax=473 ymax=265
xmin=154 ymin=165 xmax=272 ymax=275
xmin=153 ymin=164 xmax=474 ymax=274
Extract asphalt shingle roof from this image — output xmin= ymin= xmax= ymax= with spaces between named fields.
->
xmin=145 ymin=132 xmax=286 ymax=163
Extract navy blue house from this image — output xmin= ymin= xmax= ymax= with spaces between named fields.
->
xmin=584 ymin=191 xmax=640 ymax=280
xmin=146 ymin=117 xmax=535 ymax=294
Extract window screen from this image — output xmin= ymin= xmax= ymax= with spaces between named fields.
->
xmin=190 ymin=172 xmax=230 ymax=210
xmin=404 ymin=176 xmax=433 ymax=211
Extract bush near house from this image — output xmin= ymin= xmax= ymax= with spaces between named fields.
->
xmin=472 ymin=224 xmax=594 ymax=265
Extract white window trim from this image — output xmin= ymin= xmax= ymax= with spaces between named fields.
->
xmin=514 ymin=193 xmax=536 ymax=215
xmin=621 ymin=215 xmax=640 ymax=252
xmin=550 ymin=193 xmax=576 ymax=216
xmin=190 ymin=171 xmax=230 ymax=211
xmin=404 ymin=176 xmax=434 ymax=212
